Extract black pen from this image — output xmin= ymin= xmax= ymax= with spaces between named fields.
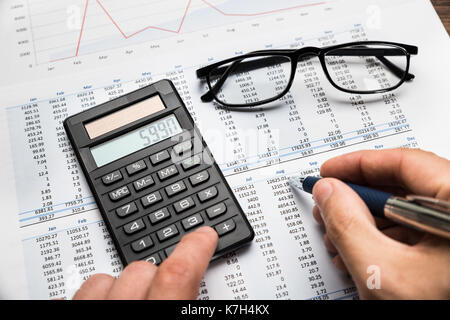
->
xmin=290 ymin=176 xmax=450 ymax=240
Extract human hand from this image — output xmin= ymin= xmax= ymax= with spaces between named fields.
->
xmin=312 ymin=148 xmax=450 ymax=299
xmin=73 ymin=226 xmax=218 ymax=299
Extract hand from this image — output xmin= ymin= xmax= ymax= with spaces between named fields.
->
xmin=73 ymin=226 xmax=218 ymax=300
xmin=312 ymin=148 xmax=450 ymax=299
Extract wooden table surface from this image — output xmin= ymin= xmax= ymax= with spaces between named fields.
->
xmin=431 ymin=0 xmax=450 ymax=34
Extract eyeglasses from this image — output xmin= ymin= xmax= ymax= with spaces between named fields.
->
xmin=196 ymin=41 xmax=418 ymax=108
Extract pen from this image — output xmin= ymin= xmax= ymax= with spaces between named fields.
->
xmin=289 ymin=176 xmax=450 ymax=240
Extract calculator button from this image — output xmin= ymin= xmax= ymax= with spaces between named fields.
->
xmin=157 ymin=164 xmax=178 ymax=181
xmin=165 ymin=180 xmax=187 ymax=197
xmin=102 ymin=170 xmax=123 ymax=185
xmin=144 ymin=253 xmax=161 ymax=265
xmin=157 ymin=224 xmax=179 ymax=242
xmin=126 ymin=160 xmax=147 ymax=176
xmin=173 ymin=140 xmax=193 ymax=155
xmin=116 ymin=202 xmax=138 ymax=218
xmin=181 ymin=155 xmax=201 ymax=171
xmin=164 ymin=243 xmax=177 ymax=257
xmin=123 ymin=218 xmax=145 ymax=235
xmin=133 ymin=174 xmax=155 ymax=191
xmin=109 ymin=186 xmax=130 ymax=201
xmin=173 ymin=196 xmax=195 ymax=213
xmin=197 ymin=186 xmax=218 ymax=203
xmin=150 ymin=150 xmax=170 ymax=165
xmin=215 ymin=219 xmax=236 ymax=236
xmin=181 ymin=213 xmax=204 ymax=230
xmin=206 ymin=202 xmax=227 ymax=219
xmin=189 ymin=170 xmax=210 ymax=186
xmin=131 ymin=236 xmax=154 ymax=253
xmin=141 ymin=191 xmax=163 ymax=207
xmin=148 ymin=207 xmax=171 ymax=225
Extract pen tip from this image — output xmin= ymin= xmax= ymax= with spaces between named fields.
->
xmin=289 ymin=176 xmax=306 ymax=191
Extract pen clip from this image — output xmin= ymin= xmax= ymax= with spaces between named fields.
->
xmin=405 ymin=195 xmax=450 ymax=214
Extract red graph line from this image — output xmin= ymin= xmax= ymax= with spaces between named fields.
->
xmin=54 ymin=0 xmax=326 ymax=62
xmin=75 ymin=0 xmax=90 ymax=55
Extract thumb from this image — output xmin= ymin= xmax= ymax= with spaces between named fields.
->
xmin=312 ymin=178 xmax=389 ymax=284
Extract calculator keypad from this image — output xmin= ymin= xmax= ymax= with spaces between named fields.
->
xmin=96 ymin=135 xmax=253 ymax=265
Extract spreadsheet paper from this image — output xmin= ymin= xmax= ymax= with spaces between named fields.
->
xmin=0 ymin=0 xmax=449 ymax=299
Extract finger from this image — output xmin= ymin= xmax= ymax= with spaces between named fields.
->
xmin=148 ymin=226 xmax=218 ymax=299
xmin=323 ymin=234 xmax=337 ymax=254
xmin=106 ymin=261 xmax=158 ymax=299
xmin=73 ymin=274 xmax=115 ymax=300
xmin=312 ymin=178 xmax=401 ymax=284
xmin=332 ymin=255 xmax=348 ymax=273
xmin=320 ymin=148 xmax=450 ymax=199
xmin=313 ymin=205 xmax=324 ymax=226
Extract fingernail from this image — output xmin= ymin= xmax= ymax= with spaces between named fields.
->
xmin=313 ymin=180 xmax=333 ymax=211
xmin=195 ymin=226 xmax=214 ymax=234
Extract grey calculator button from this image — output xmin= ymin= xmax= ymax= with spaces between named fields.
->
xmin=164 ymin=243 xmax=177 ymax=257
xmin=173 ymin=196 xmax=195 ymax=213
xmin=189 ymin=170 xmax=209 ymax=186
xmin=116 ymin=202 xmax=138 ymax=218
xmin=173 ymin=140 xmax=192 ymax=155
xmin=157 ymin=164 xmax=178 ymax=181
xmin=150 ymin=150 xmax=170 ymax=165
xmin=157 ymin=224 xmax=179 ymax=242
xmin=109 ymin=186 xmax=130 ymax=201
xmin=141 ymin=191 xmax=162 ymax=207
xmin=102 ymin=170 xmax=123 ymax=185
xmin=181 ymin=213 xmax=204 ymax=230
xmin=123 ymin=218 xmax=145 ymax=235
xmin=131 ymin=236 xmax=153 ymax=253
xmin=181 ymin=155 xmax=201 ymax=170
xmin=165 ymin=180 xmax=187 ymax=197
xmin=197 ymin=186 xmax=218 ymax=203
xmin=126 ymin=160 xmax=147 ymax=175
xmin=133 ymin=174 xmax=154 ymax=191
xmin=206 ymin=202 xmax=227 ymax=219
xmin=144 ymin=253 xmax=161 ymax=265
xmin=148 ymin=207 xmax=171 ymax=225
xmin=215 ymin=218 xmax=236 ymax=236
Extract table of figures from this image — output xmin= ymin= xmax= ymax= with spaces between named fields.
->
xmin=5 ymin=24 xmax=418 ymax=299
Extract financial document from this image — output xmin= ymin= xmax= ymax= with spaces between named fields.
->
xmin=0 ymin=0 xmax=449 ymax=299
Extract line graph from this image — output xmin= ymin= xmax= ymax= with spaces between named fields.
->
xmin=26 ymin=0 xmax=327 ymax=64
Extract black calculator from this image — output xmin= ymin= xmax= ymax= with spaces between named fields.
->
xmin=64 ymin=79 xmax=254 ymax=266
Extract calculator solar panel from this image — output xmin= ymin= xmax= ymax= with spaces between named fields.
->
xmin=64 ymin=79 xmax=254 ymax=266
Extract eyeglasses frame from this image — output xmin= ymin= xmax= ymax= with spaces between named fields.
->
xmin=196 ymin=41 xmax=418 ymax=108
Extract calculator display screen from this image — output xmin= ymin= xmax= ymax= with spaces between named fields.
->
xmin=90 ymin=114 xmax=183 ymax=167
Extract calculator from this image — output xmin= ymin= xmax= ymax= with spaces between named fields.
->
xmin=64 ymin=79 xmax=254 ymax=266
